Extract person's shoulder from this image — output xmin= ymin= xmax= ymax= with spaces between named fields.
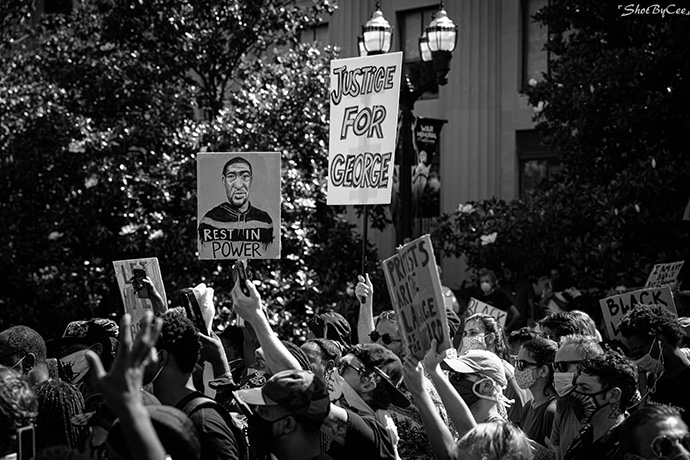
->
xmin=203 ymin=202 xmax=234 ymax=221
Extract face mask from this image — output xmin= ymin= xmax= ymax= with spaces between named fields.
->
xmin=570 ymin=387 xmax=610 ymax=424
xmin=480 ymin=282 xmax=492 ymax=294
xmin=461 ymin=335 xmax=487 ymax=353
xmin=59 ymin=348 xmax=92 ymax=385
xmin=450 ymin=374 xmax=482 ymax=408
xmin=636 ymin=339 xmax=664 ymax=375
xmin=553 ymin=371 xmax=576 ymax=397
xmin=515 ymin=367 xmax=537 ymax=390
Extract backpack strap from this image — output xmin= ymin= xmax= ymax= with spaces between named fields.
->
xmin=176 ymin=392 xmax=248 ymax=460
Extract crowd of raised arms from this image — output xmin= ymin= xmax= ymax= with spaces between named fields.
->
xmin=1 ymin=264 xmax=689 ymax=460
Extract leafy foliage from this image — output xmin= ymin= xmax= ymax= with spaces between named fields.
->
xmin=433 ymin=0 xmax=690 ymax=294
xmin=0 ymin=0 xmax=389 ymax=342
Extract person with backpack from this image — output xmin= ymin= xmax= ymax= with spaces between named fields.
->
xmin=145 ymin=311 xmax=245 ymax=460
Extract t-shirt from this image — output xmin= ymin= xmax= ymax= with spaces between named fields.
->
xmin=176 ymin=393 xmax=240 ymax=460
xmin=647 ymin=364 xmax=690 ymax=425
xmin=564 ymin=423 xmax=622 ymax=460
xmin=549 ymin=405 xmax=583 ymax=460
xmin=501 ymin=279 xmax=536 ymax=328
xmin=480 ymin=290 xmax=513 ymax=313
xmin=521 ymin=397 xmax=557 ymax=447
xmin=326 ymin=407 xmax=397 ymax=460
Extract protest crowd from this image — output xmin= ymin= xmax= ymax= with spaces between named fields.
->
xmin=1 ymin=257 xmax=690 ymax=460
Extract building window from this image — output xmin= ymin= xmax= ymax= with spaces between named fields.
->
xmin=517 ymin=130 xmax=561 ymax=194
xmin=398 ymin=7 xmax=439 ymax=99
xmin=521 ymin=0 xmax=549 ymax=87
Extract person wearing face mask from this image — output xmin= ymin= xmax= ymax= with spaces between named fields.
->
xmin=237 ymin=369 xmax=334 ymax=460
xmin=476 ymin=268 xmax=522 ymax=332
xmin=564 ymin=350 xmax=638 ymax=460
xmin=458 ymin=314 xmax=529 ymax=425
xmin=0 ymin=326 xmax=51 ymax=388
xmin=46 ymin=319 xmax=117 ymax=411
xmin=443 ymin=349 xmax=512 ymax=423
xmin=549 ymin=334 xmax=604 ymax=460
xmin=619 ymin=404 xmax=690 ymax=460
xmin=619 ymin=304 xmax=690 ymax=425
xmin=515 ymin=338 xmax=558 ymax=448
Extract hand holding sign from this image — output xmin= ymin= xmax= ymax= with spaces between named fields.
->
xmin=355 ymin=274 xmax=373 ymax=304
xmin=231 ymin=279 xmax=264 ymax=324
xmin=422 ymin=338 xmax=447 ymax=376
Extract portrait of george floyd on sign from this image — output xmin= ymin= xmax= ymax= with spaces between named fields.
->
xmin=327 ymin=52 xmax=403 ymax=205
xmin=197 ymin=152 xmax=281 ymax=260
xmin=382 ymin=234 xmax=450 ymax=360
xmin=600 ymin=285 xmax=678 ymax=341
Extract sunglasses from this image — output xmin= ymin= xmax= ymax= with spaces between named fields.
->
xmin=369 ymin=331 xmax=401 ymax=345
xmin=337 ymin=359 xmax=369 ymax=376
xmin=650 ymin=433 xmax=690 ymax=458
xmin=553 ymin=360 xmax=581 ymax=373
xmin=515 ymin=360 xmax=540 ymax=371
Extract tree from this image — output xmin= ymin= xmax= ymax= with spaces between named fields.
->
xmin=0 ymin=0 xmax=390 ymax=341
xmin=433 ymin=0 xmax=690 ymax=296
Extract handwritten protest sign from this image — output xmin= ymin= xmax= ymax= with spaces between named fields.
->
xmin=599 ymin=285 xmax=677 ymax=341
xmin=467 ymin=298 xmax=508 ymax=329
xmin=645 ymin=261 xmax=684 ymax=288
xmin=327 ymin=52 xmax=403 ymax=205
xmin=382 ymin=234 xmax=450 ymax=359
xmin=197 ymin=152 xmax=281 ymax=259
xmin=113 ymin=258 xmax=167 ymax=334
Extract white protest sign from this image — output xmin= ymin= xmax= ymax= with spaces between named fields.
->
xmin=197 ymin=152 xmax=281 ymax=259
xmin=382 ymin=234 xmax=450 ymax=360
xmin=113 ymin=257 xmax=167 ymax=334
xmin=467 ymin=297 xmax=508 ymax=329
xmin=645 ymin=261 xmax=684 ymax=288
xmin=327 ymin=52 xmax=403 ymax=205
xmin=599 ymin=285 xmax=677 ymax=341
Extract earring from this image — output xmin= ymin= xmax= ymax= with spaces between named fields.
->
xmin=609 ymin=403 xmax=620 ymax=419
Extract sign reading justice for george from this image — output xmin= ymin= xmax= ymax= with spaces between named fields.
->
xmin=382 ymin=234 xmax=451 ymax=360
xmin=327 ymin=52 xmax=403 ymax=205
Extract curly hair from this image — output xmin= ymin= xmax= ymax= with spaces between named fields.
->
xmin=466 ymin=313 xmax=509 ymax=360
xmin=618 ymin=304 xmax=684 ymax=347
xmin=478 ymin=268 xmax=498 ymax=285
xmin=539 ymin=312 xmax=590 ymax=340
xmin=578 ymin=350 xmax=638 ymax=410
xmin=618 ymin=404 xmax=682 ymax=455
xmin=0 ymin=326 xmax=47 ymax=363
xmin=157 ymin=312 xmax=200 ymax=374
xmin=457 ymin=422 xmax=532 ymax=460
xmin=0 ymin=366 xmax=38 ymax=456
xmin=521 ymin=338 xmax=558 ymax=397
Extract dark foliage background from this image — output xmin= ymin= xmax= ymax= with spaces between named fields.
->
xmin=0 ymin=0 xmax=392 ymax=342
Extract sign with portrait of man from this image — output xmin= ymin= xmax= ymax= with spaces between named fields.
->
xmin=197 ymin=152 xmax=281 ymax=259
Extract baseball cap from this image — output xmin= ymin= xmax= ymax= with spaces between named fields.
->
xmin=443 ymin=349 xmax=507 ymax=388
xmin=349 ymin=343 xmax=410 ymax=408
xmin=46 ymin=319 xmax=117 ymax=359
xmin=107 ymin=405 xmax=200 ymax=460
xmin=236 ymin=369 xmax=330 ymax=422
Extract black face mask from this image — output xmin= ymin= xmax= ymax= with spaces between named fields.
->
xmin=449 ymin=373 xmax=482 ymax=408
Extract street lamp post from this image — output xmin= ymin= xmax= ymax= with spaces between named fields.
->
xmin=361 ymin=4 xmax=457 ymax=244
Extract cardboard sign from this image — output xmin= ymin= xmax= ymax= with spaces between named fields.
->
xmin=467 ymin=297 xmax=508 ymax=329
xmin=197 ymin=152 xmax=281 ymax=259
xmin=599 ymin=285 xmax=677 ymax=341
xmin=327 ymin=52 xmax=403 ymax=205
xmin=645 ymin=261 xmax=684 ymax=289
xmin=382 ymin=234 xmax=450 ymax=359
xmin=113 ymin=258 xmax=167 ymax=333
